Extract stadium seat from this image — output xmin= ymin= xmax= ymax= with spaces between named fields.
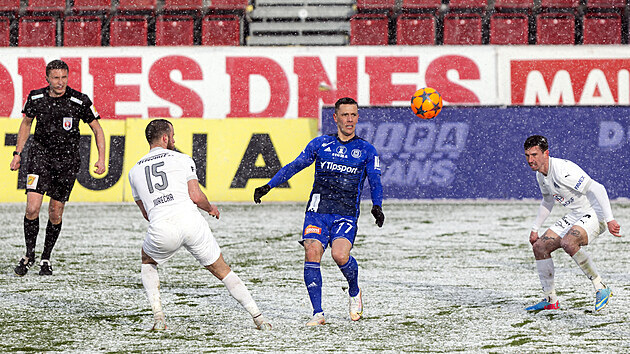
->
xmin=356 ymin=0 xmax=396 ymax=12
xmin=0 ymin=16 xmax=9 ymax=46
xmin=156 ymin=15 xmax=194 ymax=46
xmin=540 ymin=0 xmax=579 ymax=10
xmin=162 ymin=0 xmax=203 ymax=12
xmin=18 ymin=16 xmax=56 ymax=46
xmin=443 ymin=12 xmax=482 ymax=45
xmin=208 ymin=0 xmax=248 ymax=11
xmin=64 ymin=15 xmax=102 ymax=46
xmin=72 ymin=0 xmax=112 ymax=13
xmin=26 ymin=0 xmax=66 ymax=14
xmin=493 ymin=0 xmax=533 ymax=11
xmin=202 ymin=15 xmax=240 ymax=45
xmin=109 ymin=15 xmax=148 ymax=46
xmin=117 ymin=0 xmax=156 ymax=12
xmin=586 ymin=0 xmax=625 ymax=9
xmin=536 ymin=12 xmax=575 ymax=44
xmin=350 ymin=13 xmax=388 ymax=45
xmin=583 ymin=12 xmax=621 ymax=44
xmin=448 ymin=0 xmax=487 ymax=11
xmin=396 ymin=13 xmax=435 ymax=45
xmin=401 ymin=0 xmax=441 ymax=12
xmin=489 ymin=12 xmax=528 ymax=44
xmin=0 ymin=0 xmax=20 ymax=14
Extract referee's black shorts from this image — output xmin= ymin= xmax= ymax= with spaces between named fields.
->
xmin=25 ymin=146 xmax=80 ymax=203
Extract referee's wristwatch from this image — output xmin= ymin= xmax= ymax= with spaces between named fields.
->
xmin=13 ymin=151 xmax=21 ymax=157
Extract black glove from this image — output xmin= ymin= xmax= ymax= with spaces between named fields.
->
xmin=253 ymin=184 xmax=271 ymax=204
xmin=371 ymin=205 xmax=384 ymax=227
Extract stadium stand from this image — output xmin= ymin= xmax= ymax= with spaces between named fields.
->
xmin=202 ymin=14 xmax=240 ymax=45
xmin=117 ymin=0 xmax=157 ymax=12
xmin=25 ymin=0 xmax=66 ymax=15
xmin=1 ymin=0 xmax=629 ymax=46
xmin=350 ymin=13 xmax=388 ymax=45
xmin=0 ymin=15 xmax=9 ymax=46
xmin=72 ymin=0 xmax=113 ymax=14
xmin=162 ymin=0 xmax=203 ymax=12
xmin=401 ymin=0 xmax=441 ymax=12
xmin=536 ymin=12 xmax=575 ymax=44
xmin=396 ymin=13 xmax=436 ymax=45
xmin=443 ymin=12 xmax=482 ymax=45
xmin=18 ymin=15 xmax=56 ymax=46
xmin=490 ymin=12 xmax=528 ymax=45
xmin=64 ymin=15 xmax=103 ymax=46
xmin=156 ymin=14 xmax=194 ymax=45
xmin=247 ymin=0 xmax=354 ymax=45
xmin=583 ymin=12 xmax=622 ymax=44
xmin=110 ymin=15 xmax=148 ymax=46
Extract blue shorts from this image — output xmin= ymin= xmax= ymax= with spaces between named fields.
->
xmin=301 ymin=212 xmax=358 ymax=251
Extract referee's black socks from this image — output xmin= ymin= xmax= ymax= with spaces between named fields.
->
xmin=24 ymin=216 xmax=39 ymax=260
xmin=41 ymin=221 xmax=62 ymax=261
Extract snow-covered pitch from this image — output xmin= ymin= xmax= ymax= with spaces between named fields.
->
xmin=1 ymin=201 xmax=629 ymax=352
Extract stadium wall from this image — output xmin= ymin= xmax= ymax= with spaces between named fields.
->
xmin=1 ymin=46 xmax=630 ymax=119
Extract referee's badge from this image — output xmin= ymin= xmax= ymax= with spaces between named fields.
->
xmin=63 ymin=117 xmax=73 ymax=131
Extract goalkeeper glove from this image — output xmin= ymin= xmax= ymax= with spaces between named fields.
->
xmin=371 ymin=204 xmax=384 ymax=227
xmin=254 ymin=184 xmax=271 ymax=204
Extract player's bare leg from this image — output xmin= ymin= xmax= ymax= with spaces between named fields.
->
xmin=527 ymin=230 xmax=561 ymax=311
xmin=303 ymin=239 xmax=326 ymax=326
xmin=206 ymin=254 xmax=271 ymax=330
xmin=141 ymin=249 xmax=165 ymax=330
xmin=332 ymin=238 xmax=362 ymax=321
xmin=563 ymin=226 xmax=611 ymax=310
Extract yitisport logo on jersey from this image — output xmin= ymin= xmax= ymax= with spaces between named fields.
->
xmin=63 ymin=117 xmax=73 ymax=131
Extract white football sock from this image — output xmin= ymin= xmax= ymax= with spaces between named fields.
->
xmin=141 ymin=263 xmax=163 ymax=318
xmin=572 ymin=249 xmax=604 ymax=291
xmin=536 ymin=258 xmax=557 ymax=303
xmin=222 ymin=271 xmax=261 ymax=318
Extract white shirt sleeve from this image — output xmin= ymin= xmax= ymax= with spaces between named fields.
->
xmin=532 ymin=194 xmax=554 ymax=232
xmin=586 ymin=180 xmax=614 ymax=222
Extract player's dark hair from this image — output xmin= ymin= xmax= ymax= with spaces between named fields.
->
xmin=524 ymin=135 xmax=548 ymax=152
xmin=145 ymin=119 xmax=173 ymax=144
xmin=334 ymin=97 xmax=358 ymax=113
xmin=46 ymin=60 xmax=69 ymax=77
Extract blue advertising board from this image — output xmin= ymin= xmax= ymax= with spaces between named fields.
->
xmin=321 ymin=106 xmax=630 ymax=199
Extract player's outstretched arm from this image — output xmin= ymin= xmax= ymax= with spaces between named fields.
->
xmin=371 ymin=205 xmax=384 ymax=227
xmin=254 ymin=184 xmax=271 ymax=204
xmin=188 ymin=179 xmax=220 ymax=219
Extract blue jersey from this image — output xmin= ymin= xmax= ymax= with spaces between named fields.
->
xmin=268 ymin=134 xmax=382 ymax=218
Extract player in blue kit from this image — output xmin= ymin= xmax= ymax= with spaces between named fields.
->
xmin=253 ymin=97 xmax=384 ymax=326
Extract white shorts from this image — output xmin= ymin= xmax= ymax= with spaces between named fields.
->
xmin=549 ymin=212 xmax=607 ymax=241
xmin=143 ymin=211 xmax=221 ymax=266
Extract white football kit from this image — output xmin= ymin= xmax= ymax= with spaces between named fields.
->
xmin=533 ymin=157 xmax=613 ymax=239
xmin=128 ymin=147 xmax=221 ymax=266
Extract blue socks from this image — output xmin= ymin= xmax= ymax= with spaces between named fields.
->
xmin=339 ymin=256 xmax=360 ymax=297
xmin=304 ymin=262 xmax=323 ymax=315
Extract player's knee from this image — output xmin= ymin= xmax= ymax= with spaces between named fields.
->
xmin=24 ymin=206 xmax=39 ymax=219
xmin=560 ymin=237 xmax=579 ymax=255
xmin=331 ymin=249 xmax=349 ymax=265
xmin=532 ymin=240 xmax=551 ymax=257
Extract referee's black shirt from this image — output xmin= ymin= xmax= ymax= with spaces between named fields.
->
xmin=22 ymin=86 xmax=99 ymax=159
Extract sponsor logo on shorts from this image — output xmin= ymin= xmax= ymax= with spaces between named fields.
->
xmin=63 ymin=117 xmax=73 ymax=131
xmin=26 ymin=174 xmax=39 ymax=190
xmin=304 ymin=225 xmax=322 ymax=235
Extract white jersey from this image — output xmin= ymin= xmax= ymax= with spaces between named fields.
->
xmin=129 ymin=147 xmax=199 ymax=222
xmin=536 ymin=157 xmax=600 ymax=218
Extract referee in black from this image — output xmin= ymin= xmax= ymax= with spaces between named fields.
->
xmin=9 ymin=59 xmax=106 ymax=276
